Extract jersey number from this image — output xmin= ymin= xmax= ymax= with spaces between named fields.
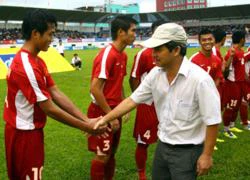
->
xmin=103 ymin=140 xmax=110 ymax=151
xmin=30 ymin=166 xmax=43 ymax=180
xmin=143 ymin=130 xmax=151 ymax=140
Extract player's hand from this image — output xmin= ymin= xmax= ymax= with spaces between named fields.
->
xmin=110 ymin=119 xmax=120 ymax=132
xmin=229 ymin=47 xmax=235 ymax=57
xmin=88 ymin=117 xmax=108 ymax=135
xmin=196 ymin=153 xmax=213 ymax=176
xmin=123 ymin=112 xmax=130 ymax=123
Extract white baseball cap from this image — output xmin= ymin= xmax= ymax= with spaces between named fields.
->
xmin=141 ymin=23 xmax=187 ymax=48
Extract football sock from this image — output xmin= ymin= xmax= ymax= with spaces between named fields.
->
xmin=135 ymin=144 xmax=148 ymax=180
xmin=104 ymin=155 xmax=115 ymax=180
xmin=240 ymin=103 xmax=248 ymax=125
xmin=91 ymin=159 xmax=105 ymax=180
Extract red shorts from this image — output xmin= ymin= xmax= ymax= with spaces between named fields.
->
xmin=5 ymin=123 xmax=44 ymax=180
xmin=87 ymin=103 xmax=122 ymax=155
xmin=133 ymin=104 xmax=158 ymax=144
xmin=222 ymin=80 xmax=248 ymax=110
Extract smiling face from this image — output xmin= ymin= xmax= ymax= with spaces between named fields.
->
xmin=33 ymin=23 xmax=56 ymax=52
xmin=199 ymin=33 xmax=215 ymax=53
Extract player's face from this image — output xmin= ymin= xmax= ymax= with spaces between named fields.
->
xmin=199 ymin=34 xmax=214 ymax=52
xmin=153 ymin=45 xmax=176 ymax=68
xmin=37 ymin=23 xmax=56 ymax=51
xmin=123 ymin=23 xmax=136 ymax=45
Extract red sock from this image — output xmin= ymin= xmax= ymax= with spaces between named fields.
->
xmin=223 ymin=108 xmax=238 ymax=127
xmin=240 ymin=102 xmax=248 ymax=125
xmin=135 ymin=144 xmax=148 ymax=180
xmin=104 ymin=155 xmax=115 ymax=180
xmin=91 ymin=160 xmax=105 ymax=180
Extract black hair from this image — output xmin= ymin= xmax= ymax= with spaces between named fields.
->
xmin=22 ymin=9 xmax=57 ymax=40
xmin=151 ymin=20 xmax=169 ymax=33
xmin=198 ymin=28 xmax=212 ymax=41
xmin=213 ymin=28 xmax=226 ymax=43
xmin=164 ymin=41 xmax=187 ymax=57
xmin=232 ymin=30 xmax=246 ymax=44
xmin=111 ymin=15 xmax=137 ymax=40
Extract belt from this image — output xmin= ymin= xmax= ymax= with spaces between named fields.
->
xmin=162 ymin=142 xmax=203 ymax=148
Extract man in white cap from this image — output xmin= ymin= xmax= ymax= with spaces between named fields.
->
xmin=94 ymin=23 xmax=221 ymax=179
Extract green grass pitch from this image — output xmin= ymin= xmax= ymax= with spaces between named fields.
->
xmin=0 ymin=47 xmax=250 ymax=179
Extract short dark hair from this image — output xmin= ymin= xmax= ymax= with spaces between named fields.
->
xmin=232 ymin=30 xmax=246 ymax=44
xmin=164 ymin=41 xmax=187 ymax=57
xmin=198 ymin=28 xmax=212 ymax=40
xmin=111 ymin=15 xmax=137 ymax=40
xmin=22 ymin=9 xmax=57 ymax=40
xmin=151 ymin=20 xmax=169 ymax=33
xmin=213 ymin=28 xmax=226 ymax=43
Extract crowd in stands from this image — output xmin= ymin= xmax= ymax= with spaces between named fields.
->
xmin=0 ymin=24 xmax=248 ymax=42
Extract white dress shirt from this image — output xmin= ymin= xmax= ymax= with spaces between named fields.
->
xmin=130 ymin=57 xmax=221 ymax=145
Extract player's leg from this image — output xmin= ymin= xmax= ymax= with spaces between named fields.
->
xmin=135 ymin=143 xmax=149 ymax=180
xmin=5 ymin=124 xmax=44 ymax=180
xmin=222 ymin=81 xmax=241 ymax=138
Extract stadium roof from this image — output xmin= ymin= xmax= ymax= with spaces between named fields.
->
xmin=0 ymin=4 xmax=250 ymax=23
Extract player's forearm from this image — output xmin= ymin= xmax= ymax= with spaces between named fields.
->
xmin=40 ymin=100 xmax=91 ymax=132
xmin=103 ymin=97 xmax=137 ymax=123
xmin=202 ymin=124 xmax=219 ymax=156
xmin=51 ymin=89 xmax=88 ymax=121
xmin=91 ymin=89 xmax=112 ymax=114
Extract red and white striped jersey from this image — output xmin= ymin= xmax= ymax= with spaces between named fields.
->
xmin=130 ymin=48 xmax=155 ymax=82
xmin=212 ymin=46 xmax=223 ymax=62
xmin=225 ymin=48 xmax=246 ymax=82
xmin=91 ymin=44 xmax=127 ymax=106
xmin=190 ymin=51 xmax=223 ymax=81
xmin=4 ymin=49 xmax=54 ymax=130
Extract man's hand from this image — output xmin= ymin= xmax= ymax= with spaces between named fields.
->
xmin=196 ymin=153 xmax=213 ymax=176
xmin=87 ymin=117 xmax=107 ymax=135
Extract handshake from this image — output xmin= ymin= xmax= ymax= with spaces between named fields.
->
xmin=85 ymin=113 xmax=130 ymax=136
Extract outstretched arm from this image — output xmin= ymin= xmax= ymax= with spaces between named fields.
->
xmin=39 ymin=99 xmax=106 ymax=135
xmin=94 ymin=97 xmax=137 ymax=129
xmin=49 ymin=86 xmax=88 ymax=121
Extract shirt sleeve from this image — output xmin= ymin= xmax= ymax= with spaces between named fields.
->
xmin=130 ymin=68 xmax=155 ymax=105
xmin=197 ymin=76 xmax=222 ymax=125
xmin=131 ymin=50 xmax=145 ymax=79
xmin=13 ymin=67 xmax=51 ymax=104
xmin=93 ymin=48 xmax=116 ymax=80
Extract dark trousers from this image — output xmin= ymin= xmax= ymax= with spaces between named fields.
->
xmin=152 ymin=141 xmax=203 ymax=180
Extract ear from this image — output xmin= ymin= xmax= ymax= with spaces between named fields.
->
xmin=31 ymin=29 xmax=40 ymax=40
xmin=173 ymin=46 xmax=181 ymax=56
xmin=117 ymin=28 xmax=125 ymax=36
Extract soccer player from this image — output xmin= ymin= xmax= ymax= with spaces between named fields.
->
xmin=190 ymin=28 xmax=223 ymax=87
xmin=94 ymin=23 xmax=221 ymax=179
xmin=3 ymin=9 xmax=106 ymax=180
xmin=190 ymin=28 xmax=224 ymax=149
xmin=129 ymin=20 xmax=165 ymax=180
xmin=222 ymin=30 xmax=248 ymax=138
xmin=87 ymin=16 xmax=137 ymax=180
